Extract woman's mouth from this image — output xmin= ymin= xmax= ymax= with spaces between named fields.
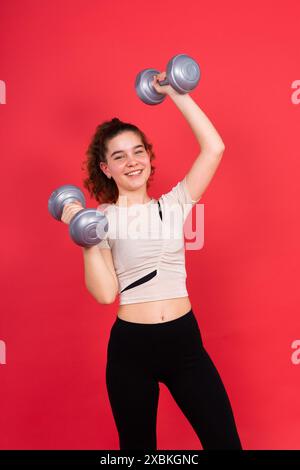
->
xmin=125 ymin=169 xmax=143 ymax=177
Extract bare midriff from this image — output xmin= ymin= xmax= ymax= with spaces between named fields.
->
xmin=117 ymin=296 xmax=192 ymax=324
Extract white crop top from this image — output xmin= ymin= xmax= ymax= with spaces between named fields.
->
xmin=97 ymin=176 xmax=200 ymax=305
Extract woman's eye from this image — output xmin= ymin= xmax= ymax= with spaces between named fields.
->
xmin=115 ymin=151 xmax=142 ymax=159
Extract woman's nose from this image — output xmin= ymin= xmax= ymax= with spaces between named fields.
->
xmin=126 ymin=154 xmax=138 ymax=163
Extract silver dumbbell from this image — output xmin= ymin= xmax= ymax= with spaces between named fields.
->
xmin=48 ymin=184 xmax=108 ymax=247
xmin=135 ymin=53 xmax=201 ymax=105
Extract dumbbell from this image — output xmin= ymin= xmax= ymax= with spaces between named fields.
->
xmin=135 ymin=53 xmax=201 ymax=105
xmin=48 ymin=184 xmax=108 ymax=247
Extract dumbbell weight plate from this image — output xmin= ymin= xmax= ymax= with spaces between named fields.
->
xmin=48 ymin=184 xmax=86 ymax=221
xmin=166 ymin=53 xmax=201 ymax=94
xmin=69 ymin=208 xmax=109 ymax=247
xmin=135 ymin=68 xmax=167 ymax=105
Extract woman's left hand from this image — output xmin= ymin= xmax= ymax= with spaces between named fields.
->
xmin=151 ymin=71 xmax=179 ymax=97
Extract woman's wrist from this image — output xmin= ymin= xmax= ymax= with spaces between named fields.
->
xmin=168 ymin=92 xmax=190 ymax=102
xmin=82 ymin=245 xmax=99 ymax=254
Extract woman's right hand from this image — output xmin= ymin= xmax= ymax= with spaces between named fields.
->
xmin=61 ymin=201 xmax=84 ymax=225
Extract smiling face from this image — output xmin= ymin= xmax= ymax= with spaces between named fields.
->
xmin=100 ymin=131 xmax=152 ymax=193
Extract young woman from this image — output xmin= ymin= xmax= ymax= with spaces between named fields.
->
xmin=62 ymin=73 xmax=242 ymax=450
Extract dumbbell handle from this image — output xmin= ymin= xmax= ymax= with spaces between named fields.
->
xmin=62 ymin=197 xmax=84 ymax=208
xmin=156 ymin=76 xmax=169 ymax=86
xmin=61 ymin=197 xmax=82 ymax=210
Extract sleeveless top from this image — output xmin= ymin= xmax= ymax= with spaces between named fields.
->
xmin=97 ymin=176 xmax=200 ymax=305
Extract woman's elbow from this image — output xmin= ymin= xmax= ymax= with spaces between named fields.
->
xmin=98 ymin=289 xmax=118 ymax=305
xmin=85 ymin=285 xmax=117 ymax=305
xmin=100 ymin=295 xmax=117 ymax=305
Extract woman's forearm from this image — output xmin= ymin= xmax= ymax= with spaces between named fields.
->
xmin=81 ymin=246 xmax=117 ymax=304
xmin=168 ymin=93 xmax=225 ymax=153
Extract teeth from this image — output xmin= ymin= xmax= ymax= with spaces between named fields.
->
xmin=126 ymin=170 xmax=142 ymax=176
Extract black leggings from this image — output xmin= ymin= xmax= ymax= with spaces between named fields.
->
xmin=106 ymin=308 xmax=242 ymax=450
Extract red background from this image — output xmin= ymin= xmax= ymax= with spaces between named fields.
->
xmin=0 ymin=0 xmax=299 ymax=450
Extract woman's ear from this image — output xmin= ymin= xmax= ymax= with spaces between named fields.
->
xmin=99 ymin=161 xmax=108 ymax=177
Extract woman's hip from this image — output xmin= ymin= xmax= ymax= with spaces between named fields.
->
xmin=107 ymin=308 xmax=204 ymax=367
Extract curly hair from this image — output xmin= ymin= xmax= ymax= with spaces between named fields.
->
xmin=82 ymin=117 xmax=156 ymax=204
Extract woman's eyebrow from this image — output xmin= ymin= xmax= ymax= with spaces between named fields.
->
xmin=111 ymin=145 xmax=143 ymax=158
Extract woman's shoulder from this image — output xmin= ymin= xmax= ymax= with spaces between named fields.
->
xmin=158 ymin=177 xmax=200 ymax=222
